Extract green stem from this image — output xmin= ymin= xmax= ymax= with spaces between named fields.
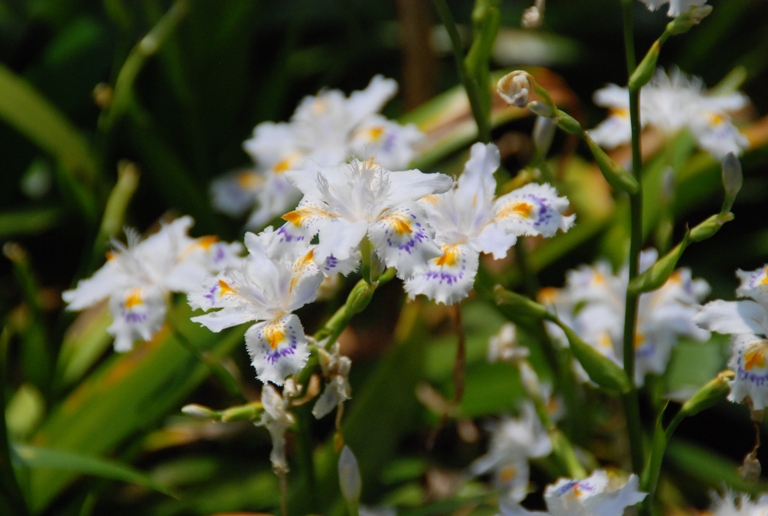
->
xmin=641 ymin=407 xmax=684 ymax=516
xmin=620 ymin=0 xmax=645 ymax=477
xmin=431 ymin=0 xmax=491 ymax=142
xmin=294 ymin=405 xmax=318 ymax=511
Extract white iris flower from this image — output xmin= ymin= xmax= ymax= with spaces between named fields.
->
xmin=212 ymin=76 xmax=423 ymax=229
xmin=405 ymin=143 xmax=574 ymax=305
xmin=589 ymin=68 xmax=749 ymax=160
xmin=694 ymin=266 xmax=768 ymax=410
xmin=189 ymin=231 xmax=337 ymax=385
xmin=498 ymin=470 xmax=647 ymax=516
xmin=639 ymin=0 xmax=707 ymax=17
xmin=63 ymin=216 xmax=241 ymax=352
xmin=273 ymin=157 xmax=452 ymax=280
xmin=543 ymin=250 xmax=710 ymax=386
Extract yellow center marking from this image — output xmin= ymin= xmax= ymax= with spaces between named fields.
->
xmin=745 ymin=342 xmax=768 ymax=370
xmin=238 ymin=172 xmax=258 ymax=188
xmin=106 ymin=251 xmax=116 ymax=261
xmin=291 ymin=250 xmax=315 ymax=292
xmin=217 ymin=280 xmax=237 ymax=297
xmin=611 ymin=107 xmax=629 ymax=119
xmin=537 ymin=287 xmax=559 ymax=305
xmin=499 ymin=201 xmax=534 ymax=220
xmin=367 ymin=126 xmax=384 ymax=141
xmin=389 ymin=213 xmax=412 ymax=235
xmin=499 ymin=465 xmax=516 ymax=483
xmin=196 ymin=235 xmax=218 ymax=250
xmin=420 ymin=194 xmax=439 ymax=205
xmin=707 ymin=112 xmax=726 ymax=126
xmin=273 ymin=156 xmax=296 ymax=173
xmin=265 ymin=324 xmax=286 ymax=350
xmin=124 ymin=288 xmax=143 ymax=309
xmin=282 ymin=211 xmax=304 ymax=226
xmin=436 ymin=247 xmax=458 ymax=267
xmin=634 ymin=331 xmax=645 ymax=349
xmin=760 ymin=267 xmax=768 ymax=284
xmin=598 ymin=332 xmax=613 ymax=351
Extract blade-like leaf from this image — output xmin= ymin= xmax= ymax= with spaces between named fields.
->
xmin=12 ymin=444 xmax=174 ymax=498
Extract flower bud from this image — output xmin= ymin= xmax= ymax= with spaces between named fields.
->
xmin=220 ymin=402 xmax=263 ymax=422
xmin=528 ymin=101 xmax=554 ymax=118
xmin=181 ymin=403 xmax=219 ymax=420
xmin=346 ymin=279 xmax=375 ymax=316
xmin=679 ymin=371 xmax=733 ymax=419
xmin=552 ymin=319 xmax=632 ymax=394
xmin=629 ymin=40 xmax=660 ymax=90
xmin=556 ymin=110 xmax=583 ymax=135
xmin=533 ymin=115 xmax=556 ymax=157
xmin=338 ymin=445 xmax=362 ymax=505
xmin=721 ymin=152 xmax=742 ymax=214
xmin=494 ymin=285 xmax=548 ymax=320
xmin=627 ymin=235 xmax=689 ymax=296
xmin=689 ymin=212 xmax=733 ymax=242
xmin=583 ymin=134 xmax=640 ymax=194
xmin=497 ymin=71 xmax=532 ymax=108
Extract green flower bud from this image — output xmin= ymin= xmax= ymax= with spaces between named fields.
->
xmin=494 ymin=285 xmax=548 ymax=320
xmin=556 ymin=110 xmax=583 ymax=135
xmin=345 ymin=279 xmax=376 ymax=316
xmin=689 ymin=212 xmax=733 ymax=242
xmin=181 ymin=404 xmax=219 ymax=420
xmin=550 ymin=318 xmax=632 ymax=394
xmin=629 ymin=40 xmax=660 ymax=91
xmin=583 ymin=134 xmax=640 ymax=194
xmin=627 ymin=234 xmax=689 ymax=296
xmin=220 ymin=402 xmax=263 ymax=422
xmin=679 ymin=371 xmax=733 ymax=419
xmin=533 ymin=115 xmax=557 ymax=156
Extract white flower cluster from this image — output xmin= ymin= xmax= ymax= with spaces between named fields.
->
xmin=405 ymin=142 xmax=574 ymax=306
xmin=541 ymin=249 xmax=710 ymax=385
xmin=590 ymin=68 xmax=749 ymax=160
xmin=695 ymin=265 xmax=768 ymax=410
xmin=639 ymin=0 xmax=707 ymax=17
xmin=63 ymin=216 xmax=241 ymax=352
xmin=211 ymin=76 xmax=423 ymax=229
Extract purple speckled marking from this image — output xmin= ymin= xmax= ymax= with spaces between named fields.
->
xmin=203 ymin=284 xmax=219 ymax=306
xmin=553 ymin=479 xmax=596 ymax=497
xmin=382 ymin=133 xmax=396 ymax=153
xmin=737 ymin=351 xmax=768 ymax=386
xmin=123 ymin=311 xmax=147 ymax=323
xmin=263 ymin=329 xmax=299 ymax=364
xmin=324 ymin=254 xmax=338 ymax=271
xmin=214 ymin=245 xmax=226 ymax=264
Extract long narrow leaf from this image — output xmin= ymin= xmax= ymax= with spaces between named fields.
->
xmin=12 ymin=444 xmax=174 ymax=498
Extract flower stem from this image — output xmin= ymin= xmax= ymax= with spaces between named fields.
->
xmin=620 ymin=0 xmax=645 ymax=476
xmin=431 ymin=0 xmax=492 ymax=143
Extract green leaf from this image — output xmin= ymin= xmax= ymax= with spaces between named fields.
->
xmin=627 ymin=231 xmax=690 ymax=296
xmin=0 ymin=207 xmax=64 ymax=239
xmin=0 ymin=63 xmax=98 ymax=182
xmin=12 ymin=444 xmax=174 ymax=498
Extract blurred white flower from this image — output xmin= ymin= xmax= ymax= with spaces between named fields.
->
xmin=709 ymin=490 xmax=768 ymax=515
xmin=639 ymin=0 xmax=707 ymax=17
xmin=312 ymin=342 xmax=352 ymax=419
xmin=542 ymin=249 xmax=710 ymax=386
xmin=63 ymin=216 xmax=241 ymax=352
xmin=470 ymin=402 xmax=552 ymax=502
xmin=405 ymin=143 xmax=574 ymax=305
xmin=695 ymin=265 xmax=768 ymax=410
xmin=590 ymin=68 xmax=749 ymax=160
xmin=212 ymin=76 xmax=423 ymax=229
xmin=498 ymin=470 xmax=646 ymax=516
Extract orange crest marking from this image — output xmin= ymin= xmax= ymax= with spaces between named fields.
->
xmin=124 ymin=288 xmax=143 ymax=309
xmin=282 ymin=211 xmax=304 ymax=226
xmin=744 ymin=342 xmax=768 ymax=371
xmin=436 ymin=247 xmax=458 ymax=267
xmin=389 ymin=214 xmax=413 ymax=235
xmin=217 ymin=280 xmax=237 ymax=297
xmin=265 ymin=323 xmax=286 ymax=350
